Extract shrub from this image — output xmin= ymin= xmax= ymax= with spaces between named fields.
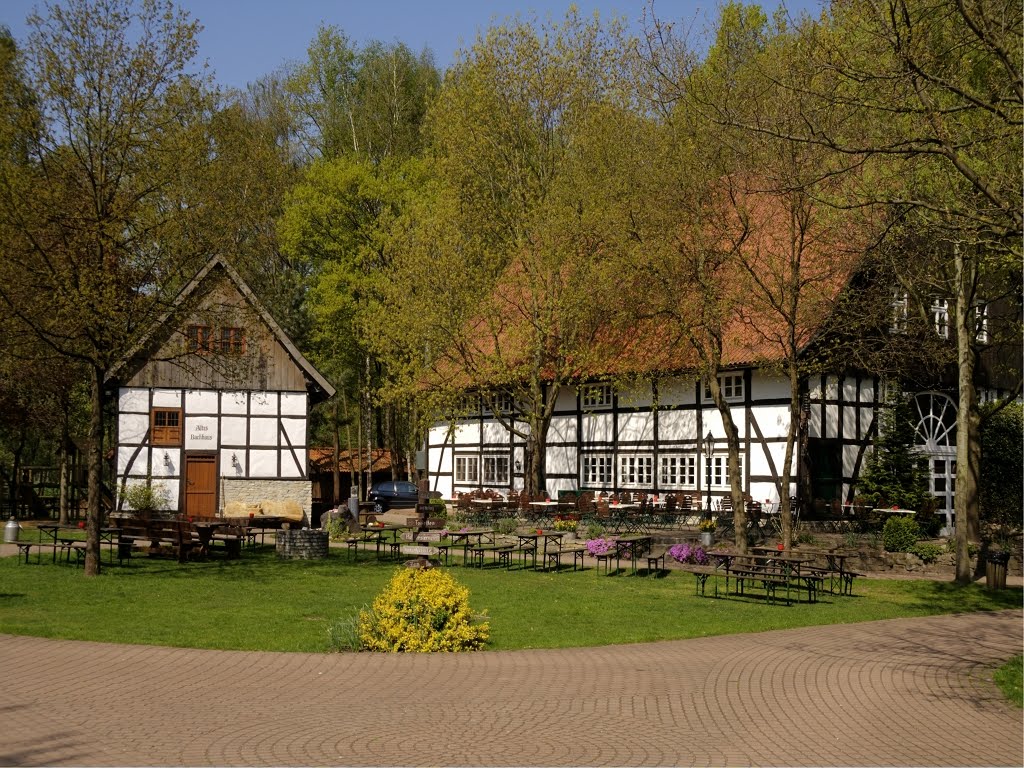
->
xmin=882 ymin=516 xmax=920 ymax=552
xmin=323 ymin=517 xmax=349 ymax=541
xmin=857 ymin=395 xmax=931 ymax=511
xmin=585 ymin=522 xmax=605 ymax=540
xmin=326 ymin=610 xmax=364 ymax=652
xmin=121 ymin=480 xmax=170 ymax=513
xmin=908 ymin=542 xmax=944 ymax=563
xmin=585 ymin=537 xmax=618 ymax=556
xmin=357 ymin=568 xmax=489 ymax=652
xmin=494 ymin=517 xmax=518 ymax=535
xmin=668 ymin=542 xmax=709 ymax=565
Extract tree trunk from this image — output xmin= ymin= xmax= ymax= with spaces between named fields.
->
xmin=954 ymin=248 xmax=980 ymax=584
xmin=778 ymin=360 xmax=801 ymax=549
xmin=331 ymin=399 xmax=341 ymax=508
xmin=84 ymin=366 xmax=104 ymax=576
xmin=707 ymin=375 xmax=747 ymax=553
xmin=58 ymin=431 xmax=69 ymax=525
xmin=343 ymin=389 xmax=356 ymax=490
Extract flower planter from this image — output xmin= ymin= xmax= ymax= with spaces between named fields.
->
xmin=700 ymin=532 xmax=714 ymax=547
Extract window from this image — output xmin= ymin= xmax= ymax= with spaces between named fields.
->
xmin=706 ymin=454 xmax=743 ymax=488
xmin=930 ymin=299 xmax=949 ymax=339
xmin=485 ymin=392 xmax=514 ymax=415
xmin=187 ymin=325 xmax=212 ymax=353
xmin=150 ymin=408 xmax=182 ymax=446
xmin=581 ymin=453 xmax=613 ymax=486
xmin=218 ymin=327 xmax=246 ymax=354
xmin=890 ymin=291 xmax=908 ymax=334
xmin=482 ymin=455 xmax=510 ymax=485
xmin=581 ymin=383 xmax=613 ymax=408
xmin=619 ymin=454 xmax=653 ymax=487
xmin=660 ymin=454 xmax=696 ymax=488
xmin=454 ymin=455 xmax=479 ymax=483
xmin=974 ymin=303 xmax=989 ymax=343
xmin=704 ymin=374 xmax=744 ymax=401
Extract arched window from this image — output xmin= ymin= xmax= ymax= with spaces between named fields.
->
xmin=911 ymin=392 xmax=957 ymax=533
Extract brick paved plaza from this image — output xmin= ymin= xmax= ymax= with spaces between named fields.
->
xmin=1 ymin=610 xmax=1021 ymax=766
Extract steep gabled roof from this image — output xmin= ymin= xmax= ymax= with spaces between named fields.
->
xmin=105 ymin=254 xmax=336 ymax=401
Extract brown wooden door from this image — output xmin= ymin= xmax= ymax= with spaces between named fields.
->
xmin=184 ymin=454 xmax=217 ymax=518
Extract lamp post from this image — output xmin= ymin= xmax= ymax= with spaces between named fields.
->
xmin=702 ymin=430 xmax=714 ymax=519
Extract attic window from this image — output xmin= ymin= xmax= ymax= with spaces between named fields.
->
xmin=219 ymin=327 xmax=246 ymax=354
xmin=151 ymin=408 xmax=182 ymax=446
xmin=187 ymin=325 xmax=212 ymax=353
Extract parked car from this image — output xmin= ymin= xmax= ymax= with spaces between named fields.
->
xmin=368 ymin=480 xmax=420 ymax=513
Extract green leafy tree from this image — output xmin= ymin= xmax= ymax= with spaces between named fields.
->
xmin=0 ymin=0 xmax=212 ymax=575
xmin=378 ymin=10 xmax=638 ymax=494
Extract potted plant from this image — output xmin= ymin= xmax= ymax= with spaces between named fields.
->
xmin=698 ymin=517 xmax=716 ymax=547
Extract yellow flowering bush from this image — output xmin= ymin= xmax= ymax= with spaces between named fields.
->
xmin=357 ymin=568 xmax=489 ymax=652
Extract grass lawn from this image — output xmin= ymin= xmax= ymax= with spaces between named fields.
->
xmin=1 ymin=546 xmax=1020 ymax=653
xmin=994 ymin=654 xmax=1023 ymax=707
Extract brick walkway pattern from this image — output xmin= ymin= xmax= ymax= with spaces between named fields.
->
xmin=1 ymin=610 xmax=1021 ymax=766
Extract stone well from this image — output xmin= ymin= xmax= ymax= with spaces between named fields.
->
xmin=276 ymin=528 xmax=329 ymax=560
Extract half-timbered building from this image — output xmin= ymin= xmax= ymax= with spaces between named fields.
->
xmin=106 ymin=256 xmax=335 ymax=522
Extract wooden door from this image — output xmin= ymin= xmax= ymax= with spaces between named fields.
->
xmin=184 ymin=454 xmax=217 ymax=518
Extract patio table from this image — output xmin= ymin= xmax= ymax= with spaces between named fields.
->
xmin=515 ymin=530 xmax=566 ymax=570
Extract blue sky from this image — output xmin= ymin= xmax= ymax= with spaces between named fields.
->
xmin=1 ymin=1 xmax=823 ymax=91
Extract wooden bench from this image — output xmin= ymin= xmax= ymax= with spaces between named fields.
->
xmin=466 ymin=543 xmax=514 ymax=568
xmin=676 ymin=564 xmax=719 ymax=596
xmin=645 ymin=549 xmax=667 ymax=575
xmin=544 ymin=543 xmax=587 ymax=572
xmin=14 ymin=541 xmax=60 ymax=564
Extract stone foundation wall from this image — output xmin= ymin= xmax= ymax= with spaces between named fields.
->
xmin=221 ymin=479 xmax=311 ymax=524
xmin=276 ymin=529 xmax=329 ymax=559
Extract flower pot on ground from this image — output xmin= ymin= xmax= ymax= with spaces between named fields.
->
xmin=700 ymin=531 xmax=714 ymax=547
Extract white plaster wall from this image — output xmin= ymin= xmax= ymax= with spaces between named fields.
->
xmin=860 ymin=407 xmax=875 ymax=439
xmin=280 ymin=392 xmax=306 ymax=416
xmin=152 ymin=389 xmax=181 ymax=408
xmin=482 ymin=420 xmax=511 ymax=444
xmin=221 ymin=417 xmax=247 ymax=445
xmin=751 ymin=372 xmax=789 ymax=400
xmin=548 ymin=415 xmax=577 ymax=444
xmin=249 ymin=449 xmax=278 ymax=477
xmin=554 ymin=385 xmax=578 ymax=410
xmin=282 ymin=418 xmax=305 ymax=447
xmin=860 ymin=380 xmax=875 ymax=403
xmin=221 ymin=391 xmax=248 ymax=414
xmin=808 ymin=405 xmax=823 ymax=439
xmin=752 ymin=404 xmax=792 ymax=436
xmin=119 ymin=413 xmax=148 ymax=444
xmin=546 ymin=443 xmax=576 ymax=477
xmin=151 ymin=448 xmax=179 ymax=478
xmin=452 ymin=422 xmax=480 ymax=445
xmin=250 ymin=392 xmax=277 ymax=415
xmin=118 ymin=447 xmax=145 ymax=477
xmin=618 ymin=382 xmax=652 ymax=408
xmin=280 ymin=450 xmax=304 ymax=478
xmin=702 ymin=408 xmax=746 ymax=438
xmin=119 ymin=388 xmax=148 ymax=413
xmin=249 ymin=418 xmax=278 ymax=446
xmin=184 ymin=415 xmax=219 ymax=449
xmin=618 ymin=411 xmax=654 ymax=442
xmin=186 ymin=389 xmax=219 ymax=413
xmin=221 ymin=449 xmax=245 ymax=478
xmin=843 ymin=444 xmax=860 ymax=478
xmin=825 ymin=376 xmax=839 ymax=401
xmin=658 ymin=378 xmax=696 ymax=406
xmin=825 ymin=404 xmax=839 ymax=439
xmin=580 ymin=413 xmax=614 ymax=442
xmin=657 ymin=409 xmax=698 ymax=441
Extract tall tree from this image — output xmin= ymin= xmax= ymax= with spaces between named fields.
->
xmin=0 ymin=0 xmax=212 ymax=575
xmin=377 ymin=11 xmax=638 ymax=495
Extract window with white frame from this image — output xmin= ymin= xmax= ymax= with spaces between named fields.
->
xmin=454 ymin=455 xmax=479 ymax=483
xmin=704 ymin=374 xmax=744 ymax=401
xmin=660 ymin=454 xmax=696 ymax=488
xmin=482 ymin=455 xmax=510 ymax=485
xmin=619 ymin=454 xmax=653 ymax=487
xmin=930 ymin=299 xmax=949 ymax=339
xmin=581 ymin=383 xmax=613 ymax=408
xmin=890 ymin=290 xmax=908 ymax=334
xmin=705 ymin=454 xmax=744 ymax=488
xmin=581 ymin=453 xmax=613 ymax=486
xmin=974 ymin=303 xmax=989 ymax=343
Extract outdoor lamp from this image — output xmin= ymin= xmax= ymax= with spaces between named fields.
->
xmin=514 ymin=459 xmax=522 ymax=473
xmin=163 ymin=451 xmax=171 ymax=468
xmin=702 ymin=431 xmax=714 ymax=515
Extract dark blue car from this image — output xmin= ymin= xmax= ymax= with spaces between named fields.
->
xmin=368 ymin=480 xmax=420 ymax=513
